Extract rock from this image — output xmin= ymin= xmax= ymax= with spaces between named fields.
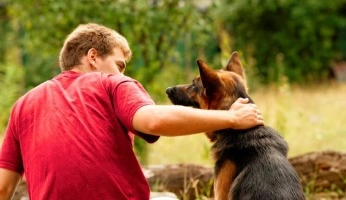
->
xmin=289 ymin=150 xmax=346 ymax=198
xmin=144 ymin=164 xmax=214 ymax=200
xmin=150 ymin=191 xmax=179 ymax=199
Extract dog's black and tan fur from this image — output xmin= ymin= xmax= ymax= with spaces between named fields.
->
xmin=166 ymin=52 xmax=305 ymax=200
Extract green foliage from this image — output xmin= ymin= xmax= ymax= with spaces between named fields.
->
xmin=5 ymin=0 xmax=346 ymax=89
xmin=5 ymin=0 xmax=214 ymax=162
xmin=3 ymin=0 xmax=346 ymax=162
xmin=215 ymin=0 xmax=346 ymax=83
xmin=0 ymin=63 xmax=24 ymax=134
xmin=8 ymin=0 xmax=214 ymax=88
xmin=0 ymin=3 xmax=9 ymax=62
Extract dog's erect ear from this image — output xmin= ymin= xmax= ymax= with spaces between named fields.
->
xmin=225 ymin=51 xmax=245 ymax=78
xmin=197 ymin=59 xmax=221 ymax=97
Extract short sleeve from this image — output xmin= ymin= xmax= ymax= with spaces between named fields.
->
xmin=0 ymin=110 xmax=24 ymax=174
xmin=109 ymin=76 xmax=159 ymax=143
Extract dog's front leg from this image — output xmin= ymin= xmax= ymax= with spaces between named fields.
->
xmin=214 ymin=160 xmax=236 ymax=200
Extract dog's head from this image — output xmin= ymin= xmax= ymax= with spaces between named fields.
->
xmin=166 ymin=52 xmax=251 ymax=141
xmin=166 ymin=51 xmax=251 ymax=110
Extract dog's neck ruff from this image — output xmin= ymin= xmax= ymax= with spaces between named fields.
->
xmin=207 ymin=99 xmax=211 ymax=110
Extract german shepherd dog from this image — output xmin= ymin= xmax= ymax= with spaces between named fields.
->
xmin=166 ymin=52 xmax=305 ymax=200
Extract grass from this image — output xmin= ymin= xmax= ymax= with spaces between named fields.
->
xmin=147 ymin=82 xmax=346 ymax=165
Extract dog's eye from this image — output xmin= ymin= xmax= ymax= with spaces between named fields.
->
xmin=189 ymin=85 xmax=195 ymax=91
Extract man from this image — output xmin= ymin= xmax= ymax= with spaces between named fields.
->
xmin=0 ymin=23 xmax=263 ymax=200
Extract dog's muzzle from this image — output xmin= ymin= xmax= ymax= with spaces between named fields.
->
xmin=166 ymin=86 xmax=200 ymax=108
xmin=166 ymin=87 xmax=176 ymax=97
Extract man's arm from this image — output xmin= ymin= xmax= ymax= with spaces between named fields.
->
xmin=0 ymin=168 xmax=21 ymax=200
xmin=133 ymin=98 xmax=263 ymax=136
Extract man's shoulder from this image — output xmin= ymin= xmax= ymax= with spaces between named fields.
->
xmin=97 ymin=72 xmax=138 ymax=87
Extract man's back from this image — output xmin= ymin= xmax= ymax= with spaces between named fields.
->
xmin=0 ymin=71 xmax=155 ymax=200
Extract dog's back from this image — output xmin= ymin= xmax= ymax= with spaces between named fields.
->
xmin=214 ymin=126 xmax=305 ymax=199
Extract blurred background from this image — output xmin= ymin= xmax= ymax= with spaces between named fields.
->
xmin=0 ymin=0 xmax=346 ymax=166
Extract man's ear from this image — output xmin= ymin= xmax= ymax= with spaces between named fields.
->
xmin=87 ymin=48 xmax=98 ymax=70
xmin=225 ymin=51 xmax=245 ymax=78
xmin=197 ymin=59 xmax=221 ymax=97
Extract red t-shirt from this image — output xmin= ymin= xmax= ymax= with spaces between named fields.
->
xmin=0 ymin=71 xmax=159 ymax=200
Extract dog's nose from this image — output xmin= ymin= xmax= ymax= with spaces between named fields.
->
xmin=166 ymin=87 xmax=175 ymax=96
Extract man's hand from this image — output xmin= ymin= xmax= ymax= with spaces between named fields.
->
xmin=229 ymin=98 xmax=264 ymax=129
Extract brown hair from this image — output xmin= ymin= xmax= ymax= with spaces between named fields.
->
xmin=59 ymin=23 xmax=132 ymax=71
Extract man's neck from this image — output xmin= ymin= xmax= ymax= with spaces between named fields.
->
xmin=70 ymin=65 xmax=93 ymax=73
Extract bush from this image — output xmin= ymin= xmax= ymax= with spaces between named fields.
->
xmin=215 ymin=0 xmax=346 ymax=83
xmin=0 ymin=63 xmax=24 ymax=134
